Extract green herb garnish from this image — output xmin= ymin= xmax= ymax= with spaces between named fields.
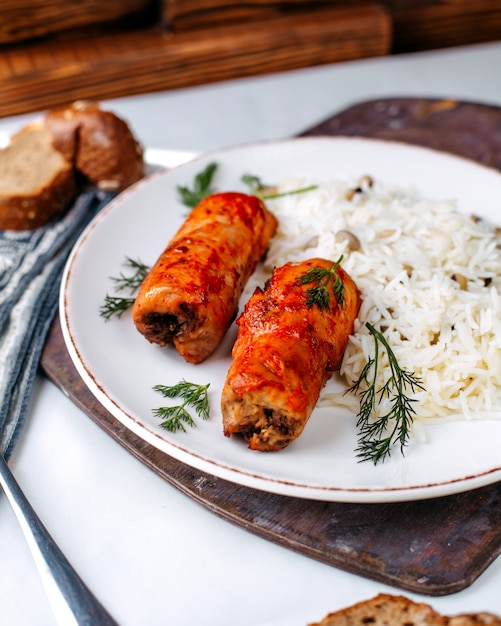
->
xmin=296 ymin=256 xmax=345 ymax=311
xmin=100 ymin=294 xmax=136 ymax=320
xmin=99 ymin=257 xmax=150 ymax=320
xmin=348 ymin=322 xmax=425 ymax=464
xmin=241 ymin=173 xmax=317 ymax=200
xmin=177 ymin=162 xmax=218 ymax=208
xmin=110 ymin=257 xmax=150 ymax=292
xmin=152 ymin=380 xmax=211 ymax=432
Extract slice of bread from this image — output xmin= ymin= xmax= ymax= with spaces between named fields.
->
xmin=44 ymin=100 xmax=144 ymax=191
xmin=309 ymin=594 xmax=501 ymax=626
xmin=0 ymin=126 xmax=76 ymax=230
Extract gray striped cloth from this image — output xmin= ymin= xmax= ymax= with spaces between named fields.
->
xmin=0 ymin=190 xmax=114 ymax=460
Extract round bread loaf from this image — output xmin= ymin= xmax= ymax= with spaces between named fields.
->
xmin=44 ymin=101 xmax=144 ymax=191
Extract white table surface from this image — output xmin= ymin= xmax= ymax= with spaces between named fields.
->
xmin=2 ymin=41 xmax=501 ymax=626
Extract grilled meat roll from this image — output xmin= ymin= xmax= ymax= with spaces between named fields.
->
xmin=132 ymin=192 xmax=277 ymax=364
xmin=221 ymin=258 xmax=360 ymax=451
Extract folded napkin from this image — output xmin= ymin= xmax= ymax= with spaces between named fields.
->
xmin=0 ymin=190 xmax=114 ymax=460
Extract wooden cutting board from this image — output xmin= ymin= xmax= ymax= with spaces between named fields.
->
xmin=40 ymin=98 xmax=501 ymax=597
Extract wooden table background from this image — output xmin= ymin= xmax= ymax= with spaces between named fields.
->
xmin=2 ymin=0 xmax=501 ymax=118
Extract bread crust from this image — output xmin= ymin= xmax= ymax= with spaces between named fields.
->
xmin=309 ymin=594 xmax=501 ymax=626
xmin=309 ymin=594 xmax=446 ymax=626
xmin=44 ymin=101 xmax=144 ymax=191
xmin=448 ymin=614 xmax=501 ymax=625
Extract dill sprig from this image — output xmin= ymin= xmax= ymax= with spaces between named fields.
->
xmin=99 ymin=257 xmax=150 ymax=320
xmin=348 ymin=322 xmax=425 ymax=464
xmin=176 ymin=164 xmax=316 ymax=211
xmin=296 ymin=256 xmax=345 ymax=311
xmin=100 ymin=295 xmax=136 ymax=320
xmin=241 ymin=173 xmax=317 ymax=200
xmin=152 ymin=380 xmax=211 ymax=432
xmin=110 ymin=257 xmax=150 ymax=292
xmin=177 ymin=162 xmax=218 ymax=208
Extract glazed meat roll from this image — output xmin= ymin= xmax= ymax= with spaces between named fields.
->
xmin=221 ymin=258 xmax=360 ymax=451
xmin=132 ymin=192 xmax=277 ymax=364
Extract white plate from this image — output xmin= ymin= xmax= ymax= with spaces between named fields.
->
xmin=60 ymin=136 xmax=501 ymax=503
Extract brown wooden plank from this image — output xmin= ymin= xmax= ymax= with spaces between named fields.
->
xmin=164 ymin=4 xmax=281 ymax=31
xmin=389 ymin=0 xmax=501 ymax=53
xmin=162 ymin=0 xmax=369 ymax=31
xmin=40 ymin=97 xmax=501 ymax=596
xmin=0 ymin=4 xmax=391 ymax=118
xmin=163 ymin=0 xmax=339 ymax=20
xmin=0 ymin=0 xmax=154 ymax=45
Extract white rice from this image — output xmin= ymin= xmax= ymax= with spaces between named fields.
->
xmin=261 ymin=175 xmax=501 ymax=423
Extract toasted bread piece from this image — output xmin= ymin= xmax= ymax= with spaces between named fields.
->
xmin=44 ymin=100 xmax=144 ymax=191
xmin=0 ymin=127 xmax=76 ymax=230
xmin=309 ymin=594 xmax=501 ymax=626
xmin=309 ymin=594 xmax=447 ymax=626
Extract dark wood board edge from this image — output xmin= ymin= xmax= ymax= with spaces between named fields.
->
xmin=300 ymin=97 xmax=501 ymax=171
xmin=41 ymin=97 xmax=501 ymax=596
